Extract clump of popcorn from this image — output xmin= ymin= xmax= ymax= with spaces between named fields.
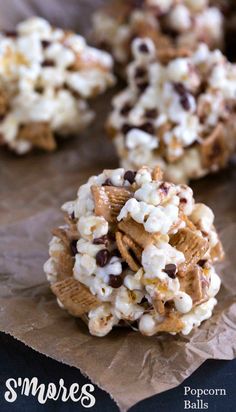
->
xmin=44 ymin=166 xmax=224 ymax=337
xmin=0 ymin=17 xmax=115 ymax=154
xmin=92 ymin=0 xmax=224 ymax=69
xmin=107 ymin=40 xmax=236 ymax=183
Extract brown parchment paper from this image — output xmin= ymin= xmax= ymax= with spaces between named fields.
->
xmin=0 ymin=1 xmax=236 ymax=411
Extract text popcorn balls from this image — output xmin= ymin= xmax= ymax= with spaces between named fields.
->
xmin=44 ymin=166 xmax=224 ymax=337
xmin=92 ymin=0 xmax=224 ymax=70
xmin=0 ymin=17 xmax=115 ymax=154
xmin=107 ymin=40 xmax=236 ymax=183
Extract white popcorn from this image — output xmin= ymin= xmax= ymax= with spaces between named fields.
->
xmin=88 ymin=304 xmax=118 ymax=337
xmin=126 ymin=129 xmax=158 ymax=150
xmin=190 ymin=203 xmax=214 ymax=233
xmin=167 ymin=5 xmax=191 ymax=32
xmin=181 ymin=298 xmax=217 ymax=335
xmin=77 ymin=216 xmax=108 ymax=240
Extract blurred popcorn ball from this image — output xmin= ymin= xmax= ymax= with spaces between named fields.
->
xmin=107 ymin=40 xmax=236 ymax=183
xmin=0 ymin=17 xmax=115 ymax=154
xmin=92 ymin=0 xmax=224 ymax=70
xmin=44 ymin=166 xmax=224 ymax=337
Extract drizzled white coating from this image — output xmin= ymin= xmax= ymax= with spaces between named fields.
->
xmin=45 ymin=167 xmax=222 ymax=337
xmin=108 ymin=41 xmax=236 ymax=183
xmin=0 ymin=17 xmax=115 ymax=153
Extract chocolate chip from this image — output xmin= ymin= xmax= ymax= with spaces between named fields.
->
xmin=159 ymin=183 xmax=169 ymax=195
xmin=70 ymin=239 xmax=78 ymax=256
xmin=135 ymin=66 xmax=146 ymax=79
xmin=198 ymin=259 xmax=207 ymax=268
xmin=102 ymin=178 xmax=113 ymax=186
xmin=41 ymin=40 xmax=51 ymax=48
xmin=70 ymin=211 xmax=75 ymax=220
xmin=180 ymin=95 xmax=191 ymax=111
xmin=93 ymin=235 xmax=110 ymax=247
xmin=4 ymin=30 xmax=17 ymax=37
xmin=108 ymin=275 xmax=123 ymax=288
xmin=173 ymin=83 xmax=191 ymax=111
xmin=137 ymin=81 xmax=149 ymax=92
xmin=180 ymin=198 xmax=187 ymax=204
xmin=112 ymin=249 xmax=121 ymax=258
xmin=120 ymin=103 xmax=132 ymax=116
xmin=145 ymin=108 xmax=158 ymax=119
xmin=140 ymin=122 xmax=155 ymax=135
xmin=121 ymin=123 xmax=133 ymax=135
xmin=42 ymin=59 xmax=55 ymax=67
xmin=124 ymin=170 xmax=136 ymax=184
xmin=139 ymin=43 xmax=149 ymax=53
xmin=163 ymin=264 xmax=177 ymax=278
xmin=173 ymin=82 xmax=187 ymax=96
xmin=96 ymin=249 xmax=111 ymax=267
xmin=0 ymin=114 xmax=6 ymax=122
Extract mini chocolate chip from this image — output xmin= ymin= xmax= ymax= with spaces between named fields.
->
xmin=93 ymin=235 xmax=110 ymax=247
xmin=41 ymin=40 xmax=51 ymax=48
xmin=108 ymin=275 xmax=123 ymax=288
xmin=124 ymin=170 xmax=136 ymax=184
xmin=140 ymin=122 xmax=155 ymax=135
xmin=102 ymin=178 xmax=113 ymax=186
xmin=111 ymin=249 xmax=121 ymax=258
xmin=180 ymin=95 xmax=191 ymax=111
xmin=163 ymin=264 xmax=177 ymax=278
xmin=135 ymin=66 xmax=146 ymax=79
xmin=180 ymin=198 xmax=187 ymax=204
xmin=139 ymin=43 xmax=149 ymax=53
xmin=137 ymin=81 xmax=149 ymax=92
xmin=159 ymin=183 xmax=169 ymax=195
xmin=173 ymin=82 xmax=187 ymax=96
xmin=121 ymin=123 xmax=133 ymax=135
xmin=4 ymin=30 xmax=17 ymax=37
xmin=96 ymin=249 xmax=111 ymax=267
xmin=70 ymin=211 xmax=75 ymax=220
xmin=42 ymin=59 xmax=55 ymax=67
xmin=198 ymin=259 xmax=207 ymax=267
xmin=145 ymin=108 xmax=158 ymax=119
xmin=70 ymin=239 xmax=78 ymax=256
xmin=120 ymin=103 xmax=132 ymax=116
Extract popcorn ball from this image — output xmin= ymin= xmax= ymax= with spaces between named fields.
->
xmin=0 ymin=17 xmax=115 ymax=154
xmin=92 ymin=0 xmax=224 ymax=69
xmin=44 ymin=166 xmax=224 ymax=337
xmin=107 ymin=40 xmax=236 ymax=183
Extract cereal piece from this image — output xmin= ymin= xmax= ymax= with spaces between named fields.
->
xmin=152 ymin=166 xmax=163 ymax=181
xmin=51 ymin=278 xmax=100 ymax=317
xmin=170 ymin=228 xmax=209 ymax=273
xmin=201 ymin=123 xmax=229 ymax=170
xmin=91 ymin=185 xmax=133 ymax=223
xmin=17 ymin=122 xmax=56 ymax=152
xmin=0 ymin=17 xmax=114 ymax=154
xmin=45 ymin=166 xmax=223 ymax=337
xmin=0 ymin=87 xmax=9 ymax=117
xmin=116 ymin=231 xmax=142 ymax=271
xmin=118 ymin=217 xmax=160 ymax=249
xmin=179 ymin=266 xmax=203 ymax=304
xmin=155 ymin=312 xmax=184 ymax=333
